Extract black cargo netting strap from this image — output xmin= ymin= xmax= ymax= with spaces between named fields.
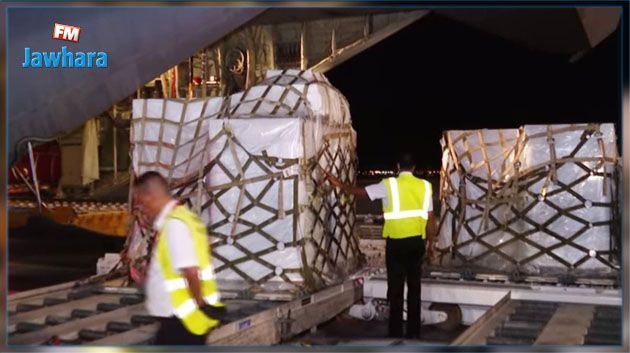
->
xmin=435 ymin=124 xmax=620 ymax=277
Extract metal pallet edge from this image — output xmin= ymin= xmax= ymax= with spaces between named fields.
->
xmin=450 ymin=293 xmax=515 ymax=346
xmin=90 ymin=278 xmax=363 ymax=345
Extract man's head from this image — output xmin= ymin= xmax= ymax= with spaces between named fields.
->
xmin=396 ymin=153 xmax=416 ymax=173
xmin=133 ymin=171 xmax=172 ymax=220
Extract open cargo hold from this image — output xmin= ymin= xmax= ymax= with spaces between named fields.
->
xmin=435 ymin=123 xmax=620 ymax=278
xmin=129 ymin=70 xmax=362 ymax=294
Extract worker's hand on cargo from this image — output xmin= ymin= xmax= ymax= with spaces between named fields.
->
xmin=426 ymin=240 xmax=437 ymax=264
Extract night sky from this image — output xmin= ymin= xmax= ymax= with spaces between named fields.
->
xmin=327 ymin=13 xmax=620 ymax=171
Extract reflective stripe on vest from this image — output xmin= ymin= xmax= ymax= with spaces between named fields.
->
xmin=164 ymin=265 xmax=217 ymax=292
xmin=383 ymin=177 xmax=430 ymax=220
xmin=204 ymin=292 xmax=221 ymax=305
xmin=382 ymin=174 xmax=432 ymax=239
xmin=174 ymin=298 xmax=197 ymax=319
xmin=156 ymin=205 xmax=223 ymax=335
xmin=171 ymin=292 xmax=221 ymax=319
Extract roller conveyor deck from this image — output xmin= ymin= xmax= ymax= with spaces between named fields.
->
xmin=357 ymin=267 xmax=622 ymax=346
xmin=453 ymin=297 xmax=622 ymax=345
xmin=9 ymin=277 xmax=363 ymax=345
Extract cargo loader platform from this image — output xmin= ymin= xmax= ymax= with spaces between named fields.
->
xmin=9 ymin=277 xmax=362 ymax=345
xmin=359 ymin=268 xmax=622 ymax=346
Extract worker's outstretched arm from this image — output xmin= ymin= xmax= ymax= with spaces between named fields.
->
xmin=181 ymin=267 xmax=205 ymax=307
xmin=425 ymin=211 xmax=438 ymax=261
xmin=324 ymin=172 xmax=369 ymax=198
xmin=426 ymin=211 xmax=437 ymax=243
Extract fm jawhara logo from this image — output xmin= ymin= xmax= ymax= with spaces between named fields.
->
xmin=22 ymin=22 xmax=108 ymax=68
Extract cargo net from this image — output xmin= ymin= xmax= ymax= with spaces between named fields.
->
xmin=125 ymin=98 xmax=224 ymax=274
xmin=127 ymin=70 xmax=362 ymax=294
xmin=435 ymin=124 xmax=620 ymax=280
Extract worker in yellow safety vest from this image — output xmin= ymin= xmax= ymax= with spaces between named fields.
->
xmin=325 ymin=153 xmax=437 ymax=339
xmin=133 ymin=171 xmax=226 ymax=345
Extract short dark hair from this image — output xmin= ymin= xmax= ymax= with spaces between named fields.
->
xmin=397 ymin=153 xmax=415 ymax=170
xmin=134 ymin=171 xmax=169 ymax=193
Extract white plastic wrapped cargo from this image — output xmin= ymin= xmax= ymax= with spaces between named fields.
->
xmin=128 ymin=97 xmax=224 ymax=260
xmin=131 ymin=98 xmax=224 ymax=180
xmin=128 ymin=70 xmax=361 ymax=293
xmin=516 ymin=124 xmax=619 ymax=273
xmin=437 ymin=128 xmax=520 ymax=268
xmin=205 ymin=118 xmax=302 ymax=288
xmin=206 ymin=70 xmax=360 ymax=292
xmin=436 ymin=123 xmax=620 ymax=278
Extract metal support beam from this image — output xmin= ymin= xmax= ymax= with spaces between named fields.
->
xmin=201 ymin=50 xmax=207 ymax=98
xmin=27 ymin=142 xmax=42 ymax=213
xmin=300 ymin=22 xmax=307 ymax=70
xmin=364 ymin=277 xmax=621 ymax=307
xmin=331 ymin=22 xmax=337 ymax=58
xmin=624 ymin=89 xmax=630 ymax=349
xmin=311 ymin=10 xmax=430 ymax=73
xmin=450 ymin=293 xmax=515 ymax=345
xmin=113 ymin=126 xmax=118 ymax=183
xmin=188 ymin=56 xmax=194 ymax=98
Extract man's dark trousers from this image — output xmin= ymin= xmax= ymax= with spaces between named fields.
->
xmin=386 ymin=236 xmax=425 ymax=338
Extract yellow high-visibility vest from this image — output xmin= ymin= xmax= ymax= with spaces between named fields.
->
xmin=382 ymin=172 xmax=432 ymax=239
xmin=156 ymin=205 xmax=223 ymax=335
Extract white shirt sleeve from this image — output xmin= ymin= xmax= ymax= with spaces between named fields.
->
xmin=165 ymin=219 xmax=199 ymax=271
xmin=365 ymin=181 xmax=388 ymax=201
